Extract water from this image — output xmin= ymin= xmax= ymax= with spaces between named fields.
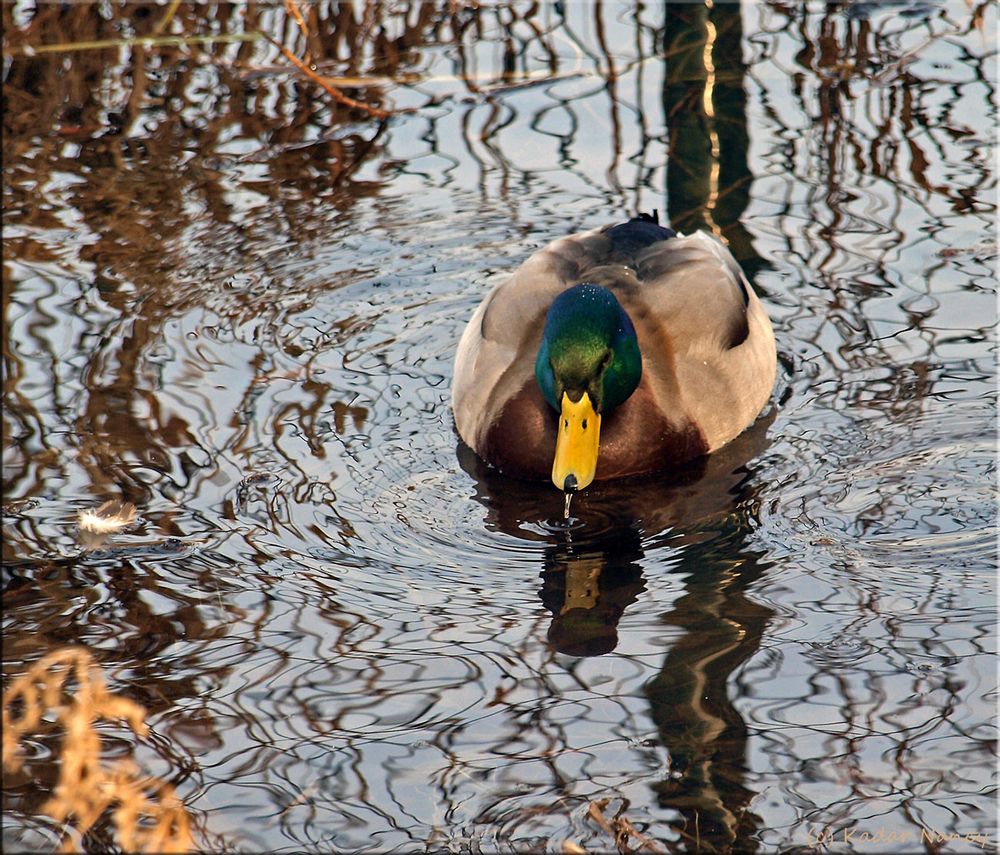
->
xmin=3 ymin=2 xmax=996 ymax=852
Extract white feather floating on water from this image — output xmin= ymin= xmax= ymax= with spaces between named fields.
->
xmin=78 ymin=500 xmax=138 ymax=534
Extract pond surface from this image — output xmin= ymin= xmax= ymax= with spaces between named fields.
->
xmin=3 ymin=2 xmax=996 ymax=852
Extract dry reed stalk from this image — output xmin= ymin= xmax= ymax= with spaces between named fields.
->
xmin=586 ymin=798 xmax=666 ymax=854
xmin=2 ymin=648 xmax=193 ymax=854
xmin=4 ymin=32 xmax=261 ymax=56
xmin=284 ymin=0 xmax=310 ymax=41
xmin=261 ymin=32 xmax=394 ymax=120
xmin=151 ymin=0 xmax=183 ymax=36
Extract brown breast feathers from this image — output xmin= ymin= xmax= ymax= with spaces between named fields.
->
xmin=481 ymin=379 xmax=708 ymax=482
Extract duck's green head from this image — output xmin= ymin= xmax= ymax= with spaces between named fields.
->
xmin=534 ymin=284 xmax=642 ymax=492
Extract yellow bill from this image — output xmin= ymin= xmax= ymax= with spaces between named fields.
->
xmin=551 ymin=391 xmax=601 ymax=492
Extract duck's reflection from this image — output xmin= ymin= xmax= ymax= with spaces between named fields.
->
xmin=458 ymin=407 xmax=775 ymax=849
xmin=539 ymin=525 xmax=646 ymax=656
xmin=459 ymin=408 xmax=773 ymax=649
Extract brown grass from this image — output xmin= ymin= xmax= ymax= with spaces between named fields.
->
xmin=586 ymin=798 xmax=666 ymax=854
xmin=2 ymin=648 xmax=193 ymax=854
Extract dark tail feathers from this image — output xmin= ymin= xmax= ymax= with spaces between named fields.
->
xmin=605 ymin=211 xmax=676 ymax=261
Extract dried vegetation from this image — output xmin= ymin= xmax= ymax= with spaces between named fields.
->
xmin=2 ymin=648 xmax=193 ymax=853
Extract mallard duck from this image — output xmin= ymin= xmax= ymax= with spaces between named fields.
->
xmin=452 ymin=214 xmax=777 ymax=492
